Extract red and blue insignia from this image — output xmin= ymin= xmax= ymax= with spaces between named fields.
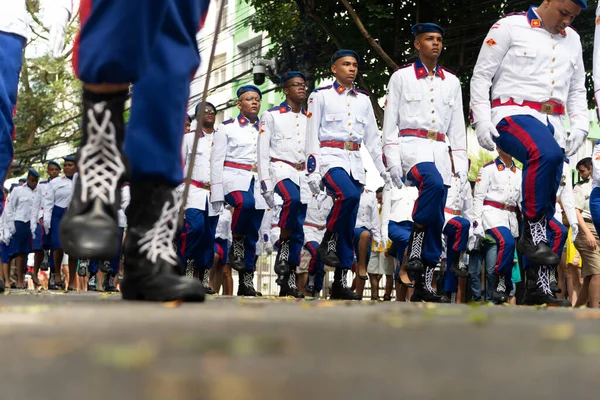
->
xmin=468 ymin=109 xmax=474 ymax=125
xmin=279 ymin=106 xmax=288 ymax=113
xmin=530 ymin=19 xmax=541 ymax=28
xmin=239 ymin=117 xmax=247 ymax=125
xmin=263 ymin=234 xmax=269 ymax=242
xmin=485 ymin=38 xmax=497 ymax=47
xmin=307 ymin=155 xmax=317 ymax=174
xmin=472 ymin=221 xmax=478 ymax=228
xmin=336 ymin=85 xmax=345 ymax=94
xmin=260 ymin=180 xmax=268 ymax=192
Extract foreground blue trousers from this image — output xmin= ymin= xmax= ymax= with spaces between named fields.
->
xmin=178 ymin=208 xmax=218 ymax=271
xmin=275 ymin=179 xmax=307 ymax=266
xmin=388 ymin=220 xmax=412 ymax=281
xmin=305 ymin=241 xmax=325 ymax=292
xmin=443 ymin=217 xmax=470 ymax=293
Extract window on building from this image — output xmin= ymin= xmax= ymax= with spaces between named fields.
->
xmin=220 ymin=0 xmax=228 ymax=28
xmin=212 ymin=54 xmax=227 ymax=89
xmin=239 ymin=38 xmax=262 ymax=72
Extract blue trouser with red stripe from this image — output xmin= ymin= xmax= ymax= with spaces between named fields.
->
xmin=486 ymin=226 xmax=515 ymax=292
xmin=0 ymin=32 xmax=25 ymax=216
xmin=305 ymin=241 xmax=325 ymax=292
xmin=388 ymin=220 xmax=413 ymax=280
xmin=443 ymin=217 xmax=470 ymax=293
xmin=407 ymin=162 xmax=448 ymax=265
xmin=495 ymin=115 xmax=563 ymax=221
xmin=547 ymin=217 xmax=568 ymax=260
xmin=225 ymin=184 xmax=265 ymax=272
xmin=274 ymin=179 xmax=307 ymax=266
xmin=177 ymin=207 xmax=218 ymax=271
xmin=73 ymin=0 xmax=210 ymax=186
xmin=322 ymin=168 xmax=363 ymax=269
xmin=591 ymin=187 xmax=600 ymax=236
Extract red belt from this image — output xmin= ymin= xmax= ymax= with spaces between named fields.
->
xmin=272 ymin=224 xmax=279 ymax=228
xmin=224 ymin=161 xmax=253 ymax=171
xmin=491 ymin=98 xmax=565 ymax=115
xmin=484 ymin=200 xmax=516 ymax=212
xmin=270 ymin=157 xmax=305 ymax=171
xmin=399 ymin=129 xmax=446 ymax=142
xmin=444 ymin=207 xmax=462 ymax=216
xmin=190 ymin=180 xmax=210 ymax=190
xmin=320 ymin=140 xmax=360 ymax=151
xmin=303 ymin=222 xmax=326 ymax=230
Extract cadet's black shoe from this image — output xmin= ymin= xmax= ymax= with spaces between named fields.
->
xmin=274 ymin=239 xmax=291 ymax=285
xmin=491 ymin=274 xmax=509 ymax=304
xmin=104 ymin=274 xmax=118 ymax=293
xmin=237 ymin=270 xmax=262 ymax=297
xmin=60 ymin=92 xmax=129 ymax=260
xmin=404 ymin=227 xmax=426 ymax=273
xmin=88 ymin=275 xmax=97 ymax=291
xmin=330 ymin=268 xmax=361 ymax=300
xmin=451 ymin=251 xmax=470 ymax=278
xmin=99 ymin=260 xmax=112 ymax=274
xmin=305 ymin=274 xmax=318 ymax=298
xmin=410 ymin=265 xmax=450 ymax=303
xmin=279 ymin=272 xmax=304 ymax=299
xmin=229 ymin=236 xmax=246 ymax=272
xmin=549 ymin=265 xmax=561 ymax=294
xmin=317 ymin=231 xmax=341 ymax=268
xmin=518 ymin=217 xmax=559 ymax=266
xmin=522 ymin=266 xmax=570 ymax=307
xmin=120 ymin=183 xmax=204 ymax=302
xmin=0 ymin=279 xmax=4 ymax=294
xmin=201 ymin=268 xmax=215 ymax=295
xmin=77 ymin=259 xmax=89 ymax=277
xmin=48 ymin=273 xmax=56 ymax=290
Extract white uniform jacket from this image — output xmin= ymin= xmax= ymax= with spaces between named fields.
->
xmin=355 ymin=189 xmax=381 ymax=243
xmin=210 ymin=114 xmax=267 ymax=210
xmin=303 ymin=193 xmax=334 ymax=244
xmin=444 ymin=176 xmax=474 ymax=226
xmin=382 ymin=59 xmax=467 ymax=185
xmin=43 ymin=175 xmax=74 ymax=234
xmin=473 ymin=159 xmax=522 ymax=237
xmin=305 ymin=81 xmax=385 ymax=184
xmin=3 ymin=184 xmax=38 ymax=238
xmin=179 ymin=129 xmax=216 ymax=215
xmin=381 ymin=185 xmax=419 ymax=242
xmin=470 ymin=7 xmax=589 ymax=149
xmin=257 ymin=101 xmax=310 ymax=203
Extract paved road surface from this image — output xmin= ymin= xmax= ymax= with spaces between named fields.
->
xmin=1 ymin=291 xmax=599 ymax=400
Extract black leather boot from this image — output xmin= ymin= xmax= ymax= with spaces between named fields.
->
xmin=517 ymin=216 xmax=560 ymax=266
xmin=491 ymin=274 xmax=509 ymax=304
xmin=410 ymin=265 xmax=450 ymax=303
xmin=237 ymin=270 xmax=262 ymax=297
xmin=317 ymin=231 xmax=342 ymax=268
xmin=279 ymin=271 xmax=304 ymax=298
xmin=451 ymin=250 xmax=470 ymax=278
xmin=522 ymin=265 xmax=570 ymax=307
xmin=405 ymin=227 xmax=426 ymax=273
xmin=228 ymin=236 xmax=246 ymax=272
xmin=274 ymin=239 xmax=291 ymax=285
xmin=330 ymin=268 xmax=361 ymax=300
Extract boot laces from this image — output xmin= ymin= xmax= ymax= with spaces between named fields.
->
xmin=89 ymin=275 xmax=96 ymax=286
xmin=203 ymin=269 xmax=210 ymax=287
xmin=307 ymin=274 xmax=315 ymax=288
xmin=233 ymin=237 xmax=245 ymax=260
xmin=458 ymin=251 xmax=467 ymax=272
xmin=537 ymin=266 xmax=553 ymax=295
xmin=409 ymin=231 xmax=425 ymax=260
xmin=137 ymin=190 xmax=181 ymax=267
xmin=424 ymin=266 xmax=435 ymax=293
xmin=549 ymin=266 xmax=557 ymax=284
xmin=341 ymin=269 xmax=349 ymax=288
xmin=80 ymin=102 xmax=126 ymax=204
xmin=450 ymin=292 xmax=456 ymax=304
xmin=497 ymin=275 xmax=506 ymax=293
xmin=243 ymin=272 xmax=254 ymax=288
xmin=287 ymin=273 xmax=297 ymax=289
xmin=529 ymin=219 xmax=548 ymax=246
xmin=278 ymin=240 xmax=290 ymax=262
xmin=327 ymin=233 xmax=337 ymax=253
xmin=185 ymin=259 xmax=194 ymax=278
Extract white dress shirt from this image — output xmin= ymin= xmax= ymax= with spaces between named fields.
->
xmin=216 ymin=209 xmax=232 ymax=243
xmin=179 ymin=129 xmax=215 ymax=214
xmin=382 ymin=60 xmax=467 ymax=185
xmin=3 ymin=184 xmax=38 ymax=237
xmin=355 ymin=189 xmax=381 ymax=242
xmin=381 ymin=185 xmax=419 ymax=241
xmin=305 ymin=81 xmax=385 ymax=184
xmin=472 ymin=159 xmax=522 ymax=236
xmin=43 ymin=175 xmax=74 ymax=233
xmin=303 ymin=194 xmax=334 ymax=244
xmin=210 ymin=114 xmax=267 ymax=210
xmin=470 ymin=7 xmax=589 ymax=149
xmin=0 ymin=0 xmax=28 ymax=39
xmin=444 ymin=176 xmax=474 ymax=225
xmin=257 ymin=101 xmax=310 ymax=203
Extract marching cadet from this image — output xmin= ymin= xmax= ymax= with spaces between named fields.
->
xmin=303 ymin=192 xmax=334 ymax=298
xmin=177 ymin=101 xmax=219 ymax=295
xmin=472 ymin=150 xmax=522 ymax=304
xmin=442 ymin=171 xmax=473 ymax=304
xmin=3 ymin=169 xmax=40 ymax=288
xmin=210 ymin=85 xmax=266 ymax=297
xmin=257 ymin=71 xmax=310 ymax=294
xmin=382 ymin=23 xmax=468 ymax=302
xmin=305 ymin=49 xmax=390 ymax=300
xmin=353 ymin=186 xmax=381 ymax=299
xmin=470 ymin=0 xmax=589 ymax=304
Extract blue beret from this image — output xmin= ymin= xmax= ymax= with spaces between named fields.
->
xmin=570 ymin=0 xmax=587 ymax=9
xmin=412 ymin=23 xmax=445 ymax=36
xmin=331 ymin=49 xmax=360 ymax=65
xmin=63 ymin=155 xmax=77 ymax=163
xmin=48 ymin=160 xmax=61 ymax=171
xmin=194 ymin=101 xmax=216 ymax=116
xmin=236 ymin=85 xmax=262 ymax=99
xmin=27 ymin=168 xmax=40 ymax=178
xmin=18 ymin=178 xmax=26 ymax=183
xmin=280 ymin=71 xmax=306 ymax=85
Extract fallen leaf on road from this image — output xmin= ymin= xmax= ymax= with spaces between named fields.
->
xmin=575 ymin=311 xmax=600 ymax=320
xmin=90 ymin=340 xmax=158 ymax=370
xmin=540 ymin=323 xmax=575 ymax=341
xmin=316 ymin=301 xmax=335 ymax=308
xmin=163 ymin=300 xmax=183 ymax=308
xmin=577 ymin=335 xmax=600 ymax=355
xmin=467 ymin=311 xmax=490 ymax=326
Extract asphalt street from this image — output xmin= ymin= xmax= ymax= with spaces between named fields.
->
xmin=1 ymin=290 xmax=600 ymax=400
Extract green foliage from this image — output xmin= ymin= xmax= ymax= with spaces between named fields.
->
xmin=468 ymin=149 xmax=495 ymax=182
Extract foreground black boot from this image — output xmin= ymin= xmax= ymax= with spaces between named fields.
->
xmin=330 ymin=268 xmax=361 ymax=300
xmin=279 ymin=271 xmax=304 ymax=298
xmin=317 ymin=231 xmax=342 ymax=268
xmin=305 ymin=274 xmax=318 ymax=298
xmin=491 ymin=274 xmax=509 ymax=304
xmin=451 ymin=251 xmax=470 ymax=278
xmin=228 ymin=236 xmax=246 ymax=272
xmin=237 ymin=270 xmax=262 ymax=297
xmin=410 ymin=265 xmax=450 ymax=303
xmin=405 ymin=226 xmax=426 ymax=273
xmin=60 ymin=91 xmax=129 ymax=260
xmin=120 ymin=183 xmax=205 ymax=302
xmin=200 ymin=268 xmax=215 ymax=295
xmin=104 ymin=273 xmax=118 ymax=293
xmin=517 ymin=216 xmax=560 ymax=266
xmin=274 ymin=239 xmax=291 ymax=285
xmin=523 ymin=266 xmax=570 ymax=307
xmin=548 ymin=265 xmax=561 ymax=294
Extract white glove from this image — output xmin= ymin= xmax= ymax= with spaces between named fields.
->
xmin=571 ymin=223 xmax=579 ymax=242
xmin=48 ymin=6 xmax=71 ymax=58
xmin=2 ymin=233 xmax=10 ymax=246
xmin=476 ymin=121 xmax=499 ymax=152
xmin=473 ymin=222 xmax=485 ymax=239
xmin=457 ymin=171 xmax=468 ymax=188
xmin=212 ymin=201 xmax=225 ymax=214
xmin=44 ymin=224 xmax=50 ymax=235
xmin=467 ymin=235 xmax=479 ymax=252
xmin=263 ymin=241 xmax=274 ymax=256
xmin=308 ymin=173 xmax=322 ymax=195
xmin=31 ymin=229 xmax=36 ymax=240
xmin=389 ymin=166 xmax=405 ymax=189
xmin=380 ymin=171 xmax=392 ymax=187
xmin=565 ymin=128 xmax=587 ymax=157
xmin=262 ymin=191 xmax=276 ymax=209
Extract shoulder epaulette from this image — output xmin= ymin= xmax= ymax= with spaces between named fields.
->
xmin=312 ymin=85 xmax=332 ymax=93
xmin=483 ymin=161 xmax=495 ymax=168
xmin=395 ymin=63 xmax=412 ymax=71
xmin=503 ymin=11 xmax=525 ymax=18
xmin=356 ymin=89 xmax=370 ymax=96
xmin=267 ymin=106 xmax=280 ymax=112
xmin=441 ymin=66 xmax=457 ymax=76
xmin=222 ymin=118 xmax=234 ymax=125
